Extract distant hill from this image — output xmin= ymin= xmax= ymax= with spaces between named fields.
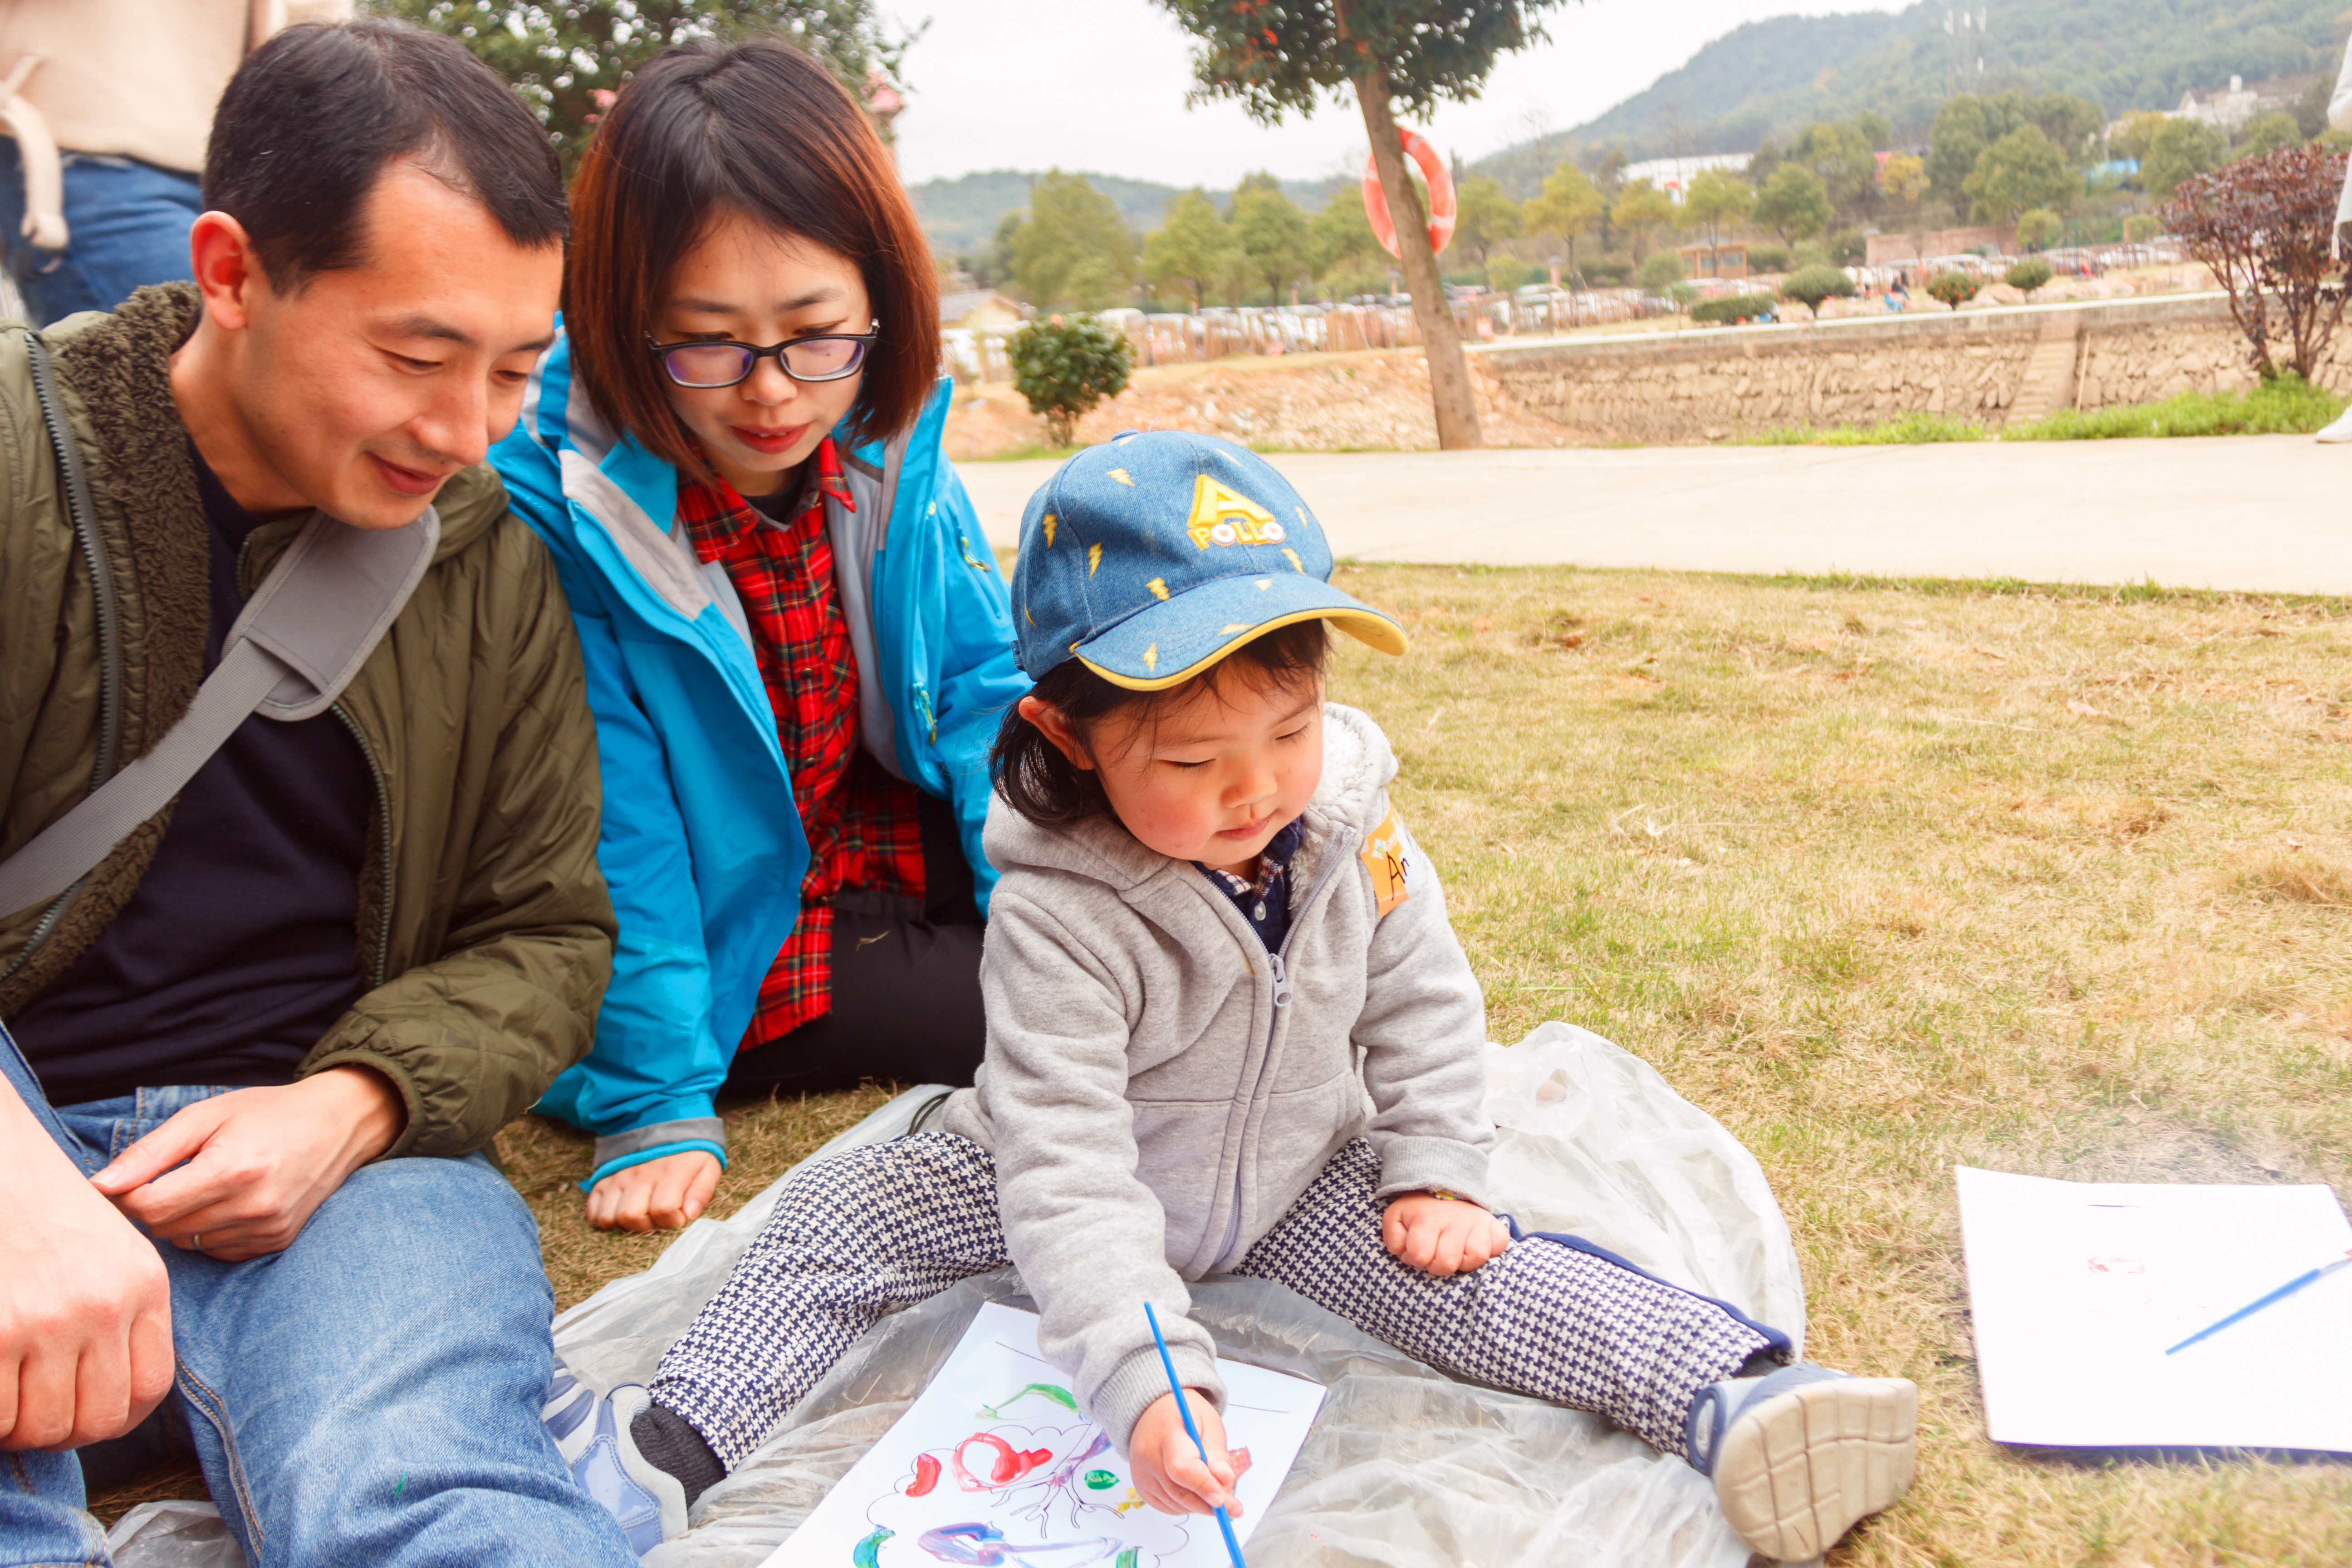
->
xmin=1476 ymin=0 xmax=2349 ymax=183
xmin=911 ymin=169 xmax=1349 ymax=259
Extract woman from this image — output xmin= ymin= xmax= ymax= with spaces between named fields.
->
xmin=493 ymin=36 xmax=1024 ymax=1233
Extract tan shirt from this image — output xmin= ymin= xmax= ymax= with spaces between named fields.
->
xmin=0 ymin=0 xmax=352 ymax=175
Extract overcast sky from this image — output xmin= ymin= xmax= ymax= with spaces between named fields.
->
xmin=889 ymin=0 xmax=1908 ymax=189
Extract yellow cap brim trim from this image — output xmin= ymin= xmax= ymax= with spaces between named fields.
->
xmin=1076 ymin=608 xmax=1408 ymax=692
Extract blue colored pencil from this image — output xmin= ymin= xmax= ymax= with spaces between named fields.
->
xmin=1143 ymin=1301 xmax=1246 ymax=1568
xmin=2164 ymin=1249 xmax=2352 ymax=1355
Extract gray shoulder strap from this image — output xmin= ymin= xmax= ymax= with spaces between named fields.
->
xmin=0 ymin=506 xmax=439 ymax=920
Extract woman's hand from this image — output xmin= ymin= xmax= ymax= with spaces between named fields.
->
xmin=586 ymin=1150 xmax=722 ymax=1233
xmin=1382 ymin=1191 xmax=1513 ymax=1278
xmin=1128 ymin=1390 xmax=1251 ymax=1517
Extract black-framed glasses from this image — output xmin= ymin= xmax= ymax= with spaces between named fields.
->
xmin=645 ymin=326 xmax=879 ymax=388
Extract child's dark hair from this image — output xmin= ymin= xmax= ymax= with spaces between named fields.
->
xmin=991 ymin=620 xmax=1331 ymax=828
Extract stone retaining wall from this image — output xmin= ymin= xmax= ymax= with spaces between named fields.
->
xmin=1479 ymin=294 xmax=2352 ymax=442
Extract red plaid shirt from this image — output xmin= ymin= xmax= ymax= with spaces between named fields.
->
xmin=676 ymin=439 xmax=927 ymax=1048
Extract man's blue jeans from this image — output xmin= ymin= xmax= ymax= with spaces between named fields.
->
xmin=0 ymin=1024 xmax=636 ymax=1567
xmin=0 ymin=139 xmax=201 ymax=325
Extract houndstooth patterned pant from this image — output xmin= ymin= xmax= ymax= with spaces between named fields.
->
xmin=653 ymin=1132 xmax=1779 ymax=1468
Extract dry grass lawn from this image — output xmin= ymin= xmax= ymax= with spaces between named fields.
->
xmin=94 ymin=565 xmax=2352 ymax=1565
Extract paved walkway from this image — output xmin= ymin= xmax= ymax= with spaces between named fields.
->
xmin=958 ymin=434 xmax=2352 ymax=595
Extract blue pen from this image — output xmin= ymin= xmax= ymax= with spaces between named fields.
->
xmin=1143 ymin=1301 xmax=1246 ymax=1568
xmin=2164 ymin=1248 xmax=2352 ymax=1355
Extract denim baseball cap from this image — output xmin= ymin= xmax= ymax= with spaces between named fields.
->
xmin=1011 ymin=430 xmax=1407 ymax=689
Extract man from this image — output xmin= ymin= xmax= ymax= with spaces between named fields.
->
xmin=0 ymin=21 xmax=634 ymax=1566
xmin=0 ymin=1 xmax=354 ymax=324
xmin=2318 ymin=33 xmax=2352 ymax=444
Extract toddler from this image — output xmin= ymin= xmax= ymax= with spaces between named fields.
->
xmin=548 ymin=432 xmax=1917 ymax=1561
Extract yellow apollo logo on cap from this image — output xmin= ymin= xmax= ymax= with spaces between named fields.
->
xmin=1088 ymin=543 xmax=1103 ymax=576
xmin=1146 ymin=577 xmax=1169 ymax=600
xmin=1042 ymin=514 xmax=1057 ymax=547
xmin=1142 ymin=644 xmax=1157 ymax=670
xmin=1108 ymin=468 xmax=1134 ymax=485
xmin=1186 ymin=475 xmax=1288 ymax=550
xmin=1282 ymin=548 xmax=1304 ymax=573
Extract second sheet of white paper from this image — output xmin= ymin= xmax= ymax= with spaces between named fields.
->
xmin=1957 ymin=1165 xmax=2352 ymax=1450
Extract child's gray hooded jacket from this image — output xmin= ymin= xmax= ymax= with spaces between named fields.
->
xmin=941 ymin=702 xmax=1492 ymax=1448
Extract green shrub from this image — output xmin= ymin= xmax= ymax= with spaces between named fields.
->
xmin=1584 ymin=258 xmax=1631 ymax=285
xmin=2005 ymin=374 xmax=2346 ymax=440
xmin=1689 ymin=293 xmax=1778 ymax=325
xmin=1008 ymin=316 xmax=1132 ymax=446
xmin=2004 ymin=256 xmax=2056 ymax=294
xmin=1744 ymin=242 xmax=1792 ymax=273
xmin=1926 ymin=270 xmax=1982 ymax=307
xmin=1486 ymin=255 xmax=1534 ymax=293
xmin=2016 ymin=208 xmax=2063 ymax=250
xmin=1780 ymin=263 xmax=1857 ymax=318
xmin=2122 ymin=214 xmax=2161 ymax=244
xmin=1635 ymin=251 xmax=1686 ymax=292
xmin=1738 ymin=412 xmax=1987 ymax=446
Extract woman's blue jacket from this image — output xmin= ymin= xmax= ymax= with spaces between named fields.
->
xmin=491 ymin=330 xmax=1024 ymax=1188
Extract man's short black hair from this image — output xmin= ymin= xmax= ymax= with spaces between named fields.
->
xmin=204 ymin=20 xmax=567 ymax=291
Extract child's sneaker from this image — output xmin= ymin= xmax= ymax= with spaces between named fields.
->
xmin=1684 ymin=1362 xmax=1916 ymax=1561
xmin=544 ymin=1360 xmax=689 ymax=1556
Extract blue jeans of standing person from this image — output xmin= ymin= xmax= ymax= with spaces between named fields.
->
xmin=0 ymin=138 xmax=202 ymax=325
xmin=0 ymin=1024 xmax=637 ymax=1568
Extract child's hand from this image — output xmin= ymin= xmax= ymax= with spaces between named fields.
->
xmin=1383 ymin=1191 xmax=1513 ymax=1278
xmin=1128 ymin=1390 xmax=1253 ymax=1517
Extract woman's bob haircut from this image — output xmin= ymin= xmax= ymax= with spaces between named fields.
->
xmin=565 ymin=36 xmax=940 ymax=473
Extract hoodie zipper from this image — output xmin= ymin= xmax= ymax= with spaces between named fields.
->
xmin=1 ymin=335 xmax=123 ymax=984
xmin=1211 ymin=826 xmax=1359 ymax=1266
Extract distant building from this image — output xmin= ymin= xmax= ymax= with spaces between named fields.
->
xmin=1620 ymin=152 xmax=1750 ymax=202
xmin=1677 ymin=240 xmax=1748 ymax=279
xmin=2172 ymin=73 xmax=2309 ymax=135
xmin=939 ymin=289 xmax=1029 ymax=329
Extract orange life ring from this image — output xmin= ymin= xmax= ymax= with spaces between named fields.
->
xmin=1361 ymin=127 xmax=1456 ymax=259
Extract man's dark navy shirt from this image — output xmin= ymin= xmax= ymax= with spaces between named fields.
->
xmin=11 ymin=451 xmax=372 ymax=1106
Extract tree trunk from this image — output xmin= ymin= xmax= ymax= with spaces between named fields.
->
xmin=1345 ymin=48 xmax=1482 ymax=449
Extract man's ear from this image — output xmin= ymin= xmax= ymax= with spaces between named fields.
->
xmin=1017 ymin=694 xmax=1094 ymax=772
xmin=187 ymin=211 xmax=268 ymax=331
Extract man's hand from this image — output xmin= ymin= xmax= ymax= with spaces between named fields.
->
xmin=1128 ymin=1390 xmax=1251 ymax=1518
xmin=0 ymin=1079 xmax=174 ymax=1450
xmin=586 ymin=1149 xmax=721 ymax=1233
xmin=1382 ymin=1191 xmax=1513 ymax=1279
xmin=90 ymin=1066 xmax=406 ymax=1262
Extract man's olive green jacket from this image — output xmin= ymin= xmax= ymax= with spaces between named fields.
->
xmin=0 ymin=284 xmax=615 ymax=1157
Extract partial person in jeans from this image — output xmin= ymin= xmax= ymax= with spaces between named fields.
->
xmin=2319 ymin=32 xmax=2352 ymax=443
xmin=0 ymin=21 xmax=636 ymax=1567
xmin=492 ymin=36 xmax=1026 ymax=1235
xmin=0 ymin=1 xmax=352 ymax=324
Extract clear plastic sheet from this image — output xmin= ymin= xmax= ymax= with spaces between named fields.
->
xmin=114 ymin=1025 xmax=1813 ymax=1568
xmin=102 ymin=1500 xmax=237 ymax=1567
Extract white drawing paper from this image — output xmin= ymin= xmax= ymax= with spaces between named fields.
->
xmin=762 ymin=1301 xmax=1325 ymax=1567
xmin=1957 ymin=1165 xmax=2352 ymax=1450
